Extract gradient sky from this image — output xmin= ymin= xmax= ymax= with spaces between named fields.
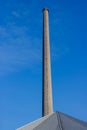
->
xmin=0 ymin=0 xmax=87 ymax=130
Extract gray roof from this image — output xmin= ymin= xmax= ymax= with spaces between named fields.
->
xmin=16 ymin=111 xmax=87 ymax=130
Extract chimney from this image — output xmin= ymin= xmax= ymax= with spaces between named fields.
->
xmin=42 ymin=8 xmax=53 ymax=117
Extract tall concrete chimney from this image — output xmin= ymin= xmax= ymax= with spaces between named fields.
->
xmin=42 ymin=8 xmax=53 ymax=117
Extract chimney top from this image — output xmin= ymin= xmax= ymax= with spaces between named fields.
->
xmin=42 ymin=8 xmax=49 ymax=12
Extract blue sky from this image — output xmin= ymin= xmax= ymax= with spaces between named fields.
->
xmin=0 ymin=0 xmax=87 ymax=130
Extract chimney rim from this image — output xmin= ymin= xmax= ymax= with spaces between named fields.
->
xmin=42 ymin=8 xmax=49 ymax=12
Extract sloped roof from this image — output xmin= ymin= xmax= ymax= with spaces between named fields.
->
xmin=17 ymin=111 xmax=87 ymax=130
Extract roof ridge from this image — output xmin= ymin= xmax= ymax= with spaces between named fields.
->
xmin=56 ymin=112 xmax=63 ymax=130
xmin=59 ymin=112 xmax=87 ymax=128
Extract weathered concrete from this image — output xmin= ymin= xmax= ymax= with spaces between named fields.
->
xmin=42 ymin=8 xmax=53 ymax=116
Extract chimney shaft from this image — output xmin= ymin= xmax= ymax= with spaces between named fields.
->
xmin=42 ymin=8 xmax=53 ymax=116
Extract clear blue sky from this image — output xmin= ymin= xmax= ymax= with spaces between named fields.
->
xmin=0 ymin=0 xmax=87 ymax=130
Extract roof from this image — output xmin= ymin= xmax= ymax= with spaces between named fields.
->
xmin=16 ymin=111 xmax=87 ymax=130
